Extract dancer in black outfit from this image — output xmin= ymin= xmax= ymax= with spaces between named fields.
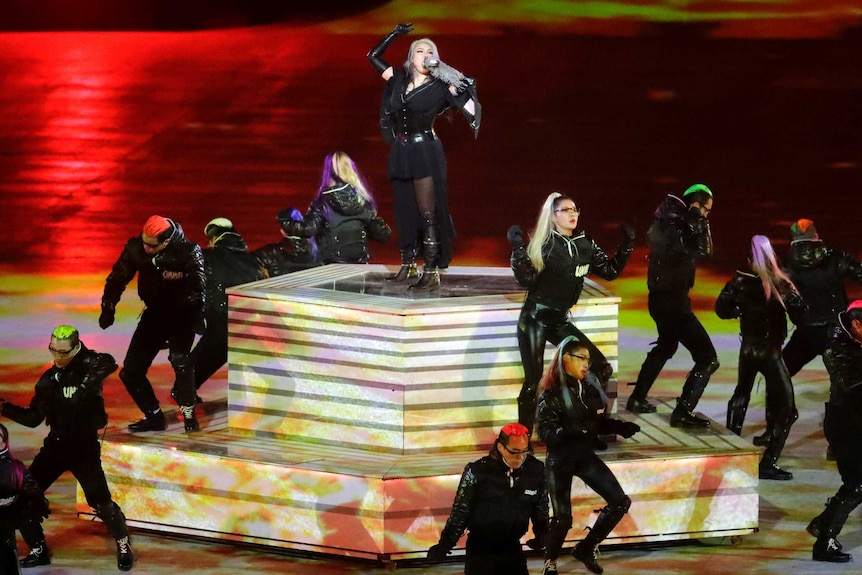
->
xmin=753 ymin=219 xmax=862 ymax=447
xmin=99 ymin=215 xmax=206 ymax=433
xmin=0 ymin=423 xmax=45 ymax=575
xmin=252 ymin=208 xmax=318 ymax=278
xmin=626 ymin=184 xmax=718 ymax=427
xmin=192 ymin=218 xmax=264 ymax=392
xmin=426 ymin=423 xmax=549 ymax=575
xmin=808 ymin=301 xmax=862 ymax=562
xmin=281 ymin=151 xmax=391 ymax=264
xmin=715 ymin=235 xmax=805 ymax=480
xmin=367 ymin=22 xmax=480 ymax=288
xmin=537 ymin=336 xmax=640 ymax=575
xmin=0 ymin=325 xmax=133 ymax=571
xmin=509 ymin=192 xmax=633 ymax=433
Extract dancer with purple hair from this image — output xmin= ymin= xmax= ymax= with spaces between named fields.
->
xmin=715 ymin=235 xmax=805 ymax=480
xmin=282 ymin=151 xmax=391 ymax=264
xmin=367 ymin=23 xmax=481 ymax=288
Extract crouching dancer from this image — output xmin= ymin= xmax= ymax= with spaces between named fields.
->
xmin=0 ymin=325 xmax=133 ymax=570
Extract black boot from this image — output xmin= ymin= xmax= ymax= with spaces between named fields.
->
xmin=389 ymin=247 xmax=419 ymax=282
xmin=670 ymin=398 xmax=710 ymax=428
xmin=128 ymin=409 xmax=166 ymax=432
xmin=725 ymin=398 xmax=748 ymax=436
xmin=410 ymin=223 xmax=440 ymax=290
xmin=813 ymin=537 xmax=851 ymax=562
xmin=116 ymin=536 xmax=134 ymax=571
xmin=20 ymin=541 xmax=50 ymax=568
xmin=625 ymin=394 xmax=656 ymax=413
xmin=570 ymin=500 xmax=629 ymax=575
xmin=807 ymin=502 xmax=842 ymax=550
xmin=180 ymin=405 xmax=200 ymax=432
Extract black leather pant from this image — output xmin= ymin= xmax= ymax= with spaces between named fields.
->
xmin=816 ymin=402 xmax=862 ymax=540
xmin=726 ymin=341 xmax=796 ymax=467
xmin=517 ymin=300 xmax=612 ymax=432
xmin=630 ymin=293 xmax=718 ymax=409
xmin=544 ymin=451 xmax=630 ymax=561
xmin=782 ymin=323 xmax=830 ymax=377
xmin=120 ymin=307 xmax=197 ymax=412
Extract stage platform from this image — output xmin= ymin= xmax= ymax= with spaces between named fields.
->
xmin=78 ymin=265 xmax=759 ymax=562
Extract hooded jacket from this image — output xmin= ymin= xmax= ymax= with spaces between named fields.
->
xmin=202 ymin=232 xmax=263 ymax=320
xmin=101 ymin=221 xmax=205 ymax=315
xmin=646 ymin=194 xmax=712 ymax=300
xmin=784 ymin=245 xmax=862 ymax=326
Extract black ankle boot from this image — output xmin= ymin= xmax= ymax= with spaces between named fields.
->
xmin=626 ymin=395 xmax=656 ymax=413
xmin=410 ymin=267 xmax=440 ymax=289
xmin=759 ymin=463 xmax=793 ymax=480
xmin=180 ymin=405 xmax=200 ymax=432
xmin=572 ymin=541 xmax=603 ymax=574
xmin=813 ymin=537 xmax=851 ymax=562
xmin=670 ymin=401 xmax=710 ymax=428
xmin=20 ymin=541 xmax=50 ymax=567
xmin=116 ymin=536 xmax=134 ymax=571
xmin=128 ymin=410 xmax=166 ymax=432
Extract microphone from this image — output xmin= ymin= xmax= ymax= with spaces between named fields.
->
xmin=423 ymin=57 xmax=439 ymax=70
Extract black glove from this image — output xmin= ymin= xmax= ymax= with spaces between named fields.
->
xmin=98 ymin=303 xmax=115 ymax=330
xmin=392 ymin=22 xmax=414 ymax=36
xmin=507 ymin=225 xmax=525 ymax=248
xmin=613 ymin=420 xmax=641 ymax=438
xmin=191 ymin=311 xmax=207 ymax=336
xmin=619 ymin=222 xmax=636 ymax=244
xmin=525 ymin=536 xmax=545 ymax=551
xmin=368 ymin=23 xmax=413 ymax=74
xmin=426 ymin=543 xmax=449 ymax=563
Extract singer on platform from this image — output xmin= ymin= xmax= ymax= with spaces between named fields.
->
xmin=367 ymin=22 xmax=481 ymax=289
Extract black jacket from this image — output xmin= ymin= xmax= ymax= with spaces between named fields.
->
xmin=437 ymin=454 xmax=548 ymax=550
xmin=646 ymin=195 xmax=712 ymax=299
xmin=202 ymin=232 xmax=263 ymax=320
xmin=715 ymin=268 xmax=806 ymax=348
xmin=0 ymin=449 xmax=46 ymax=526
xmin=823 ymin=313 xmax=862 ymax=408
xmin=512 ymin=230 xmax=632 ymax=312
xmin=537 ymin=375 xmax=624 ymax=461
xmin=253 ymin=236 xmax=317 ymax=278
xmin=287 ymin=183 xmax=391 ymax=264
xmin=0 ymin=343 xmax=117 ymax=438
xmin=785 ymin=245 xmax=862 ymax=327
xmin=102 ymin=222 xmax=205 ymax=315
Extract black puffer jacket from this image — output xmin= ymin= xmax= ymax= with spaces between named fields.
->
xmin=0 ymin=343 xmax=117 ymax=437
xmin=202 ymin=232 xmax=263 ymax=320
xmin=101 ymin=221 xmax=205 ymax=314
xmin=715 ymin=268 xmax=806 ymax=347
xmin=785 ymin=245 xmax=862 ymax=327
xmin=437 ymin=454 xmax=548 ymax=549
xmin=287 ymin=183 xmax=391 ymax=264
xmin=512 ymin=230 xmax=632 ymax=312
xmin=823 ymin=313 xmax=862 ymax=408
xmin=537 ymin=375 xmax=621 ymax=460
xmin=646 ymin=195 xmax=712 ymax=299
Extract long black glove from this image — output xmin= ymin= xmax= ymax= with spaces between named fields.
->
xmin=426 ymin=543 xmax=450 ymax=563
xmin=367 ymin=23 xmax=413 ymax=74
xmin=99 ymin=302 xmax=115 ymax=330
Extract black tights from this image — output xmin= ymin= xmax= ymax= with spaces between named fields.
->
xmin=414 ymin=176 xmax=436 ymax=224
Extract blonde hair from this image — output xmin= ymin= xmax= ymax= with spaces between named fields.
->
xmin=750 ymin=235 xmax=798 ymax=305
xmin=526 ymin=192 xmax=574 ymax=273
xmin=318 ymin=151 xmax=375 ymax=208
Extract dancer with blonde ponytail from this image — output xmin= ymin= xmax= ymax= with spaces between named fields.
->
xmin=715 ymin=235 xmax=805 ymax=480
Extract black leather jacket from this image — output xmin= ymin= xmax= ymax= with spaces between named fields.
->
xmin=512 ymin=230 xmax=631 ymax=312
xmin=286 ymin=183 xmax=391 ymax=264
xmin=784 ymin=245 xmax=862 ymax=327
xmin=437 ymin=453 xmax=548 ymax=550
xmin=823 ymin=313 xmax=862 ymax=408
xmin=715 ymin=268 xmax=806 ymax=348
xmin=202 ymin=232 xmax=263 ymax=320
xmin=253 ymin=237 xmax=317 ymax=278
xmin=0 ymin=343 xmax=117 ymax=438
xmin=0 ymin=449 xmax=45 ymax=525
xmin=101 ymin=222 xmax=205 ymax=315
xmin=646 ymin=195 xmax=712 ymax=299
xmin=537 ymin=375 xmax=621 ymax=461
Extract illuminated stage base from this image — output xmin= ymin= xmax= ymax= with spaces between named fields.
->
xmin=79 ymin=266 xmax=758 ymax=561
